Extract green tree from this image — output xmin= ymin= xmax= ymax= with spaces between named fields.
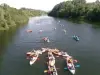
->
xmin=0 ymin=8 xmax=8 ymax=29
xmin=48 ymin=0 xmax=100 ymax=23
xmin=0 ymin=3 xmax=47 ymax=30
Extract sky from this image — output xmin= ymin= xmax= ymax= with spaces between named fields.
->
xmin=0 ymin=0 xmax=98 ymax=11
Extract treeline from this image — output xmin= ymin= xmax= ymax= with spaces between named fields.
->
xmin=48 ymin=0 xmax=100 ymax=22
xmin=0 ymin=3 xmax=46 ymax=30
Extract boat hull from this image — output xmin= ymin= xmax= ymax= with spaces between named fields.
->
xmin=48 ymin=52 xmax=58 ymax=75
xmin=66 ymin=56 xmax=75 ymax=74
xmin=29 ymin=54 xmax=38 ymax=65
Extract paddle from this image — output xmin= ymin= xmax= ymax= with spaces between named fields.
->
xmin=75 ymin=64 xmax=80 ymax=67
xmin=64 ymin=67 xmax=68 ymax=70
xmin=44 ymin=68 xmax=60 ymax=73
xmin=64 ymin=64 xmax=80 ymax=70
xmin=44 ymin=70 xmax=48 ymax=73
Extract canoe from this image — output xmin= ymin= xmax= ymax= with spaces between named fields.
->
xmin=62 ymin=52 xmax=69 ymax=57
xmin=36 ymin=50 xmax=42 ymax=54
xmin=41 ymin=48 xmax=49 ymax=52
xmin=66 ymin=56 xmax=75 ymax=74
xmin=47 ymin=39 xmax=50 ymax=42
xmin=26 ymin=50 xmax=36 ymax=59
xmin=26 ymin=49 xmax=35 ymax=55
xmin=47 ymin=52 xmax=58 ymax=75
xmin=72 ymin=35 xmax=79 ymax=41
xmin=26 ymin=30 xmax=32 ymax=32
xmin=42 ymin=37 xmax=50 ymax=42
xmin=52 ymin=51 xmax=62 ymax=56
xmin=29 ymin=52 xmax=39 ymax=65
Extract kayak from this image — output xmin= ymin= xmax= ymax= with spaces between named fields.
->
xmin=26 ymin=50 xmax=36 ymax=59
xmin=52 ymin=51 xmax=62 ymax=56
xmin=47 ymin=51 xmax=58 ymax=75
xmin=66 ymin=56 xmax=75 ymax=74
xmin=29 ymin=52 xmax=39 ymax=65
xmin=41 ymin=48 xmax=49 ymax=52
xmin=48 ymin=52 xmax=55 ymax=66
xmin=43 ymin=37 xmax=50 ymax=43
xmin=47 ymin=39 xmax=50 ymax=42
xmin=36 ymin=50 xmax=42 ymax=54
xmin=62 ymin=52 xmax=69 ymax=57
xmin=72 ymin=35 xmax=79 ymax=41
xmin=26 ymin=30 xmax=32 ymax=32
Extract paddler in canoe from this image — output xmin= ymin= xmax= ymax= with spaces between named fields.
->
xmin=67 ymin=57 xmax=75 ymax=70
xmin=68 ymin=58 xmax=73 ymax=63
xmin=26 ymin=29 xmax=32 ymax=32
xmin=42 ymin=37 xmax=50 ymax=43
xmin=26 ymin=50 xmax=35 ymax=59
xmin=72 ymin=35 xmax=79 ymax=41
xmin=30 ymin=53 xmax=37 ymax=59
xmin=49 ymin=58 xmax=55 ymax=66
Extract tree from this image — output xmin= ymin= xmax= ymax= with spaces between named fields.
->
xmin=0 ymin=3 xmax=47 ymax=30
xmin=73 ymin=0 xmax=86 ymax=4
xmin=48 ymin=0 xmax=100 ymax=23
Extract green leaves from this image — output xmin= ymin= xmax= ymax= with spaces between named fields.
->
xmin=0 ymin=3 xmax=46 ymax=30
xmin=48 ymin=0 xmax=100 ymax=22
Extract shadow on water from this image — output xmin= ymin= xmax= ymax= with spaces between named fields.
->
xmin=65 ymin=18 xmax=100 ymax=28
xmin=0 ymin=26 xmax=22 ymax=67
xmin=92 ymin=24 xmax=100 ymax=29
xmin=66 ymin=18 xmax=85 ymax=24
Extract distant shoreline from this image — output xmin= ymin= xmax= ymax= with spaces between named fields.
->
xmin=48 ymin=0 xmax=100 ymax=26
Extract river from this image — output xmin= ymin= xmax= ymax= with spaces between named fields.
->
xmin=0 ymin=16 xmax=100 ymax=75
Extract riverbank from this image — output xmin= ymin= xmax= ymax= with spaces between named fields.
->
xmin=67 ymin=17 xmax=100 ymax=28
xmin=0 ymin=3 xmax=47 ymax=31
xmin=48 ymin=0 xmax=100 ymax=26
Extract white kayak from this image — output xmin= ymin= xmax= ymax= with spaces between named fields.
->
xmin=41 ymin=48 xmax=49 ymax=52
xmin=66 ymin=56 xmax=75 ymax=74
xmin=62 ymin=52 xmax=69 ymax=57
xmin=48 ymin=52 xmax=58 ymax=75
xmin=47 ymin=39 xmax=50 ymax=42
xmin=29 ymin=53 xmax=39 ymax=65
xmin=36 ymin=50 xmax=42 ymax=54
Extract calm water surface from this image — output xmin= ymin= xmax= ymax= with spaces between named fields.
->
xmin=0 ymin=16 xmax=100 ymax=75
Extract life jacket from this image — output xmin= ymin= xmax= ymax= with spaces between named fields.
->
xmin=68 ymin=59 xmax=72 ymax=63
xmin=26 ymin=54 xmax=30 ymax=57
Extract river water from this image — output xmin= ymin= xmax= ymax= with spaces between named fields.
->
xmin=0 ymin=16 xmax=100 ymax=75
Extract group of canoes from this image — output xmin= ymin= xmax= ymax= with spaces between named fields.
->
xmin=26 ymin=48 xmax=78 ymax=74
xmin=26 ymin=29 xmax=79 ymax=42
xmin=46 ymin=48 xmax=77 ymax=74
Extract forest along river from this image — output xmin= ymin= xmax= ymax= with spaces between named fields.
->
xmin=0 ymin=16 xmax=100 ymax=75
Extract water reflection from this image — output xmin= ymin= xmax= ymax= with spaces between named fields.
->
xmin=0 ymin=27 xmax=20 ymax=67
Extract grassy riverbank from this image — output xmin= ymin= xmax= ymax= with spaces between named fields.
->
xmin=0 ymin=3 xmax=47 ymax=30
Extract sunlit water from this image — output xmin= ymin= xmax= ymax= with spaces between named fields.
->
xmin=0 ymin=16 xmax=100 ymax=75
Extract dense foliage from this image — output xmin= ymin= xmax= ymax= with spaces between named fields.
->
xmin=48 ymin=0 xmax=100 ymax=22
xmin=0 ymin=3 xmax=46 ymax=30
